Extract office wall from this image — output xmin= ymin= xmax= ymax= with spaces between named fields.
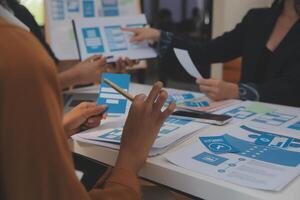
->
xmin=211 ymin=0 xmax=273 ymax=80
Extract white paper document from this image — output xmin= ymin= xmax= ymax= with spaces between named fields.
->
xmin=72 ymin=115 xmax=207 ymax=156
xmin=173 ymin=48 xmax=203 ymax=79
xmin=165 ymin=124 xmax=300 ymax=191
xmin=214 ymin=101 xmax=300 ymax=131
xmin=73 ymin=14 xmax=157 ymax=61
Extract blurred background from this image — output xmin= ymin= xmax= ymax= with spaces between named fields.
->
xmin=20 ymin=0 xmax=273 ymax=91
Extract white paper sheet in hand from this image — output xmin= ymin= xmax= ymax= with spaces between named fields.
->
xmin=174 ymin=48 xmax=203 ymax=79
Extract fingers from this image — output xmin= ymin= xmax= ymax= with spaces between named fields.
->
xmin=125 ymin=57 xmax=134 ymax=67
xmin=196 ymin=78 xmax=217 ymax=86
xmin=95 ymin=55 xmax=107 ymax=66
xmin=121 ymin=27 xmax=139 ymax=33
xmin=145 ymin=81 xmax=163 ymax=104
xmin=154 ymin=90 xmax=168 ymax=111
xmin=84 ymin=116 xmax=102 ymax=127
xmin=133 ymin=60 xmax=140 ymax=65
xmin=121 ymin=27 xmax=143 ymax=42
xmin=132 ymin=94 xmax=147 ymax=107
xmin=130 ymin=35 xmax=144 ymax=43
xmin=199 ymin=85 xmax=218 ymax=94
xmin=116 ymin=58 xmax=125 ymax=71
xmin=114 ymin=57 xmax=134 ymax=73
xmin=161 ymin=102 xmax=176 ymax=120
xmin=81 ymin=103 xmax=107 ymax=119
xmin=85 ymin=55 xmax=102 ymax=63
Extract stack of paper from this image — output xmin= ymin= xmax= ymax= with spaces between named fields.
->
xmin=72 ymin=115 xmax=208 ymax=156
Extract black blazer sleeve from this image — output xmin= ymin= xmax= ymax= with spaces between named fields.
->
xmin=170 ymin=10 xmax=251 ymax=69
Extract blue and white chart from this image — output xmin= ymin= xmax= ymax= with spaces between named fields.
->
xmin=73 ymin=115 xmax=207 ymax=156
xmin=73 ymin=14 xmax=157 ymax=60
xmin=214 ymin=101 xmax=300 ymax=132
xmin=165 ymin=124 xmax=300 ymax=191
xmin=46 ymin=0 xmax=140 ymax=60
xmin=97 ymin=73 xmax=130 ymax=115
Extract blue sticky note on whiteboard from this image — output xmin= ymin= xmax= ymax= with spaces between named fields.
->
xmin=82 ymin=0 xmax=95 ymax=17
xmin=97 ymin=73 xmax=130 ymax=115
xmin=82 ymin=27 xmax=105 ymax=54
xmin=102 ymin=0 xmax=119 ymax=16
xmin=199 ymin=135 xmax=240 ymax=154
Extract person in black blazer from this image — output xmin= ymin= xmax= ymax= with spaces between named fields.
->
xmin=124 ymin=0 xmax=300 ymax=107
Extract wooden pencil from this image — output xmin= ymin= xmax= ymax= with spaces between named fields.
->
xmin=103 ymin=79 xmax=134 ymax=101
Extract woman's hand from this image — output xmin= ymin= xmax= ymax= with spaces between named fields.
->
xmin=115 ymin=82 xmax=176 ymax=174
xmin=122 ymin=27 xmax=161 ymax=43
xmin=73 ymin=55 xmax=107 ymax=85
xmin=63 ymin=102 xmax=107 ymax=137
xmin=106 ymin=57 xmax=140 ymax=73
xmin=196 ymin=78 xmax=239 ymax=101
xmin=58 ymin=55 xmax=107 ymax=89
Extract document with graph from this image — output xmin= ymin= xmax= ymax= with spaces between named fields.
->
xmin=73 ymin=14 xmax=157 ymax=61
xmin=165 ymin=123 xmax=300 ymax=191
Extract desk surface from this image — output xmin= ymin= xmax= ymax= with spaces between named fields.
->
xmin=69 ymin=83 xmax=299 ymax=200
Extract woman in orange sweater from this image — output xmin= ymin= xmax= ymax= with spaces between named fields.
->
xmin=0 ymin=3 xmax=176 ymax=200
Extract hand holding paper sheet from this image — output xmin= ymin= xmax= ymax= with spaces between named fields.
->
xmin=174 ymin=48 xmax=203 ymax=79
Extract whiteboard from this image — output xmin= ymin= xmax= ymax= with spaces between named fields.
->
xmin=45 ymin=0 xmax=141 ymax=60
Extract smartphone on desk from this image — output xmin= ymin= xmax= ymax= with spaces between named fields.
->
xmin=172 ymin=110 xmax=232 ymax=126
